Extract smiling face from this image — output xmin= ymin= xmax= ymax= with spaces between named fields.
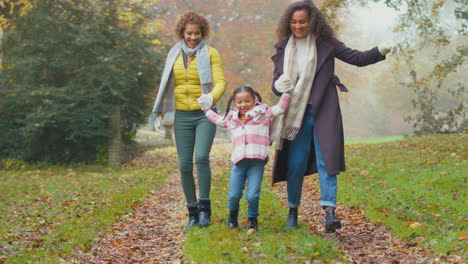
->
xmin=290 ymin=9 xmax=310 ymax=39
xmin=234 ymin=91 xmax=255 ymax=116
xmin=184 ymin=23 xmax=202 ymax=48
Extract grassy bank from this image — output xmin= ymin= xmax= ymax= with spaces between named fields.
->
xmin=0 ymin=165 xmax=170 ymax=264
xmin=341 ymin=132 xmax=467 ymax=255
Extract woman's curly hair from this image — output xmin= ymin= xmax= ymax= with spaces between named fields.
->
xmin=275 ymin=0 xmax=336 ymax=43
xmin=174 ymin=12 xmax=210 ymax=39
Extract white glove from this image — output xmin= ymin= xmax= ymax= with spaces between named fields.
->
xmin=274 ymin=75 xmax=294 ymax=93
xmin=246 ymin=104 xmax=266 ymax=119
xmin=197 ymin=94 xmax=214 ymax=111
xmin=378 ymin=40 xmax=396 ymax=56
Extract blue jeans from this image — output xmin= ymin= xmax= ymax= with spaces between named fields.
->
xmin=286 ymin=105 xmax=337 ymax=208
xmin=228 ymin=159 xmax=266 ymax=218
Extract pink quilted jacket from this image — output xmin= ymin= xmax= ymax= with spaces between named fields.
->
xmin=205 ymin=93 xmax=290 ymax=164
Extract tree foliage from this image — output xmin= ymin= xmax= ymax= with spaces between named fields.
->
xmin=0 ymin=0 xmax=164 ymax=162
xmin=0 ymin=0 xmax=33 ymax=30
xmin=382 ymin=0 xmax=466 ymax=135
xmin=310 ymin=0 xmax=467 ymax=135
xmin=349 ymin=0 xmax=467 ymax=135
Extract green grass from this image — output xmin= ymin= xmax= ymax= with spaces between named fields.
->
xmin=0 ymin=164 xmax=171 ymax=264
xmin=345 ymin=135 xmax=405 ymax=144
xmin=183 ymin=161 xmax=343 ymax=263
xmin=340 ymin=132 xmax=467 ymax=255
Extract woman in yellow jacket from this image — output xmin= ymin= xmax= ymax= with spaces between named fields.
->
xmin=151 ymin=12 xmax=226 ymax=233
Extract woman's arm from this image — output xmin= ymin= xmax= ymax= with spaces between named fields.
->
xmin=208 ymin=47 xmax=227 ymax=103
xmin=334 ymin=41 xmax=386 ymax=67
xmin=271 ymin=42 xmax=286 ymax=96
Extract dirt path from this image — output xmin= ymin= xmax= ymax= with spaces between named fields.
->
xmin=75 ymin=145 xmax=463 ymax=263
xmin=76 ymin=148 xmax=186 ymax=264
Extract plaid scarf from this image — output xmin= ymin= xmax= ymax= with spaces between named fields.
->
xmin=270 ymin=33 xmax=317 ymax=149
xmin=150 ymin=39 xmax=212 ymax=124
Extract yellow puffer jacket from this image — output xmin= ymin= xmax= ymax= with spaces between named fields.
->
xmin=173 ymin=46 xmax=226 ymax=111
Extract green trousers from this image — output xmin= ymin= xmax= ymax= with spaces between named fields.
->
xmin=174 ymin=109 xmax=216 ymax=206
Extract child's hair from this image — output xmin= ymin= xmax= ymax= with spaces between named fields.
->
xmin=224 ymin=86 xmax=262 ymax=119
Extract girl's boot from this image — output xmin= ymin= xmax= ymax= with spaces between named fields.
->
xmin=286 ymin=207 xmax=298 ymax=228
xmin=183 ymin=205 xmax=199 ymax=234
xmin=227 ymin=210 xmax=239 ymax=228
xmin=248 ymin=217 xmax=258 ymax=231
xmin=198 ymin=199 xmax=211 ymax=227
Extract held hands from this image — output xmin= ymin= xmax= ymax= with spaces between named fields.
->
xmin=197 ymin=94 xmax=214 ymax=111
xmin=274 ymin=75 xmax=295 ymax=93
xmin=378 ymin=40 xmax=397 ymax=56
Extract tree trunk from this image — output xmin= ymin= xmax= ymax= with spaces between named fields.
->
xmin=108 ymin=105 xmax=121 ymax=167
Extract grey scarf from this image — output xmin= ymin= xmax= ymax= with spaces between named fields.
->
xmin=150 ymin=39 xmax=213 ymax=124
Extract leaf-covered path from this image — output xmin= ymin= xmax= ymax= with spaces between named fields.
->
xmin=78 ymin=149 xmax=186 ymax=263
xmin=78 ymin=145 xmax=462 ymax=263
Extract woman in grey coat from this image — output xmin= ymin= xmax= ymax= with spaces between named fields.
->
xmin=270 ymin=0 xmax=394 ymax=232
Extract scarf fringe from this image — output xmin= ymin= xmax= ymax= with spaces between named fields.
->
xmin=284 ymin=126 xmax=300 ymax=140
xmin=271 ymin=126 xmax=300 ymax=150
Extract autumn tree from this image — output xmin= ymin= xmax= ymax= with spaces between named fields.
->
xmin=389 ymin=0 xmax=467 ymax=135
xmin=0 ymin=0 xmax=34 ymax=67
xmin=0 ymin=0 xmax=163 ymax=163
xmin=329 ymin=0 xmax=467 ymax=135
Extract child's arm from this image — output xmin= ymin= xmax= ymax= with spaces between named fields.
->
xmin=205 ymin=109 xmax=228 ymax=128
xmin=268 ymin=93 xmax=291 ymax=117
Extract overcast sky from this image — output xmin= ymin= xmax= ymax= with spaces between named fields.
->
xmin=339 ymin=2 xmax=398 ymax=43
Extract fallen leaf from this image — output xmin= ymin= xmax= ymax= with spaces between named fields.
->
xmin=459 ymin=232 xmax=467 ymax=240
xmin=409 ymin=222 xmax=422 ymax=229
xmin=112 ymin=239 xmax=124 ymax=246
xmin=247 ymin=228 xmax=256 ymax=235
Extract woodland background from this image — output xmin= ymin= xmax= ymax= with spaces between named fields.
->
xmin=0 ymin=1 xmax=466 ymax=263
xmin=0 ymin=0 xmax=466 ymax=164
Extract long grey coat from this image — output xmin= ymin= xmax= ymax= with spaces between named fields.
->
xmin=271 ymin=38 xmax=386 ymax=184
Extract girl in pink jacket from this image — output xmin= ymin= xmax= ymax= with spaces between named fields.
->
xmin=198 ymin=86 xmax=291 ymax=231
